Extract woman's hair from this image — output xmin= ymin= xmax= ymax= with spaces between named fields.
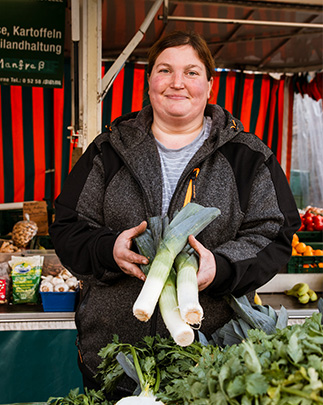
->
xmin=147 ymin=31 xmax=215 ymax=81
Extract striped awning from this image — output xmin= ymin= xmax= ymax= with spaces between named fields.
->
xmin=101 ymin=0 xmax=323 ymax=73
xmin=0 ymin=61 xmax=72 ymax=206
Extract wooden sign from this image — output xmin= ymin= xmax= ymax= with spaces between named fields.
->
xmin=23 ymin=200 xmax=48 ymax=235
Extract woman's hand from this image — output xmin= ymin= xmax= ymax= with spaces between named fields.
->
xmin=113 ymin=221 xmax=149 ymax=281
xmin=188 ymin=234 xmax=216 ymax=291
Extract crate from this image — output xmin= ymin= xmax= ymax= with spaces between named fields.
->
xmin=297 ymin=231 xmax=323 ymax=243
xmin=287 ymin=254 xmax=323 ymax=274
xmin=29 ymin=235 xmax=54 ymax=250
xmin=40 ymin=291 xmax=78 ymax=312
xmin=288 ymin=241 xmax=323 ymax=273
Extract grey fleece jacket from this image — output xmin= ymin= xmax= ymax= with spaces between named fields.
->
xmin=50 ymin=104 xmax=300 ymax=376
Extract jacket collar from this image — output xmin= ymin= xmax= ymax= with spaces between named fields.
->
xmin=110 ymin=103 xmax=244 ymax=151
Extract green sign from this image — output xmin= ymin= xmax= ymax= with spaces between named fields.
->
xmin=0 ymin=0 xmax=66 ymax=88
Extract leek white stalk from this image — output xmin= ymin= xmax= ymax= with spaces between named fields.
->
xmin=175 ymin=249 xmax=203 ymax=325
xmin=133 ymin=248 xmax=174 ymax=321
xmin=133 ymin=203 xmax=221 ymax=322
xmin=115 ymin=385 xmax=164 ymax=404
xmin=159 ymin=269 xmax=194 ymax=347
xmin=116 ymin=397 xmax=164 ymax=404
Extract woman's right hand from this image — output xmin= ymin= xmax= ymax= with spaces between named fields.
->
xmin=113 ymin=221 xmax=149 ymax=281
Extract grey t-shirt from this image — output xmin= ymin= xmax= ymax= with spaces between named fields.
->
xmin=155 ymin=116 xmax=212 ymax=216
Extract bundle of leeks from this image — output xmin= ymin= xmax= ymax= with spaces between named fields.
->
xmin=133 ymin=202 xmax=221 ymax=347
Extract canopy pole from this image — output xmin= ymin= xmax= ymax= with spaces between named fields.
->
xmin=80 ymin=0 xmax=102 ymax=148
xmin=99 ymin=0 xmax=163 ymax=102
xmin=158 ymin=15 xmax=323 ymax=29
xmin=71 ymin=0 xmax=80 ymax=133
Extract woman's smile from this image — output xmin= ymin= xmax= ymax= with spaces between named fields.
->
xmin=165 ymin=94 xmax=189 ymax=100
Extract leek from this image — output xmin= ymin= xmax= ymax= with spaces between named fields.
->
xmin=133 ymin=203 xmax=220 ymax=322
xmin=158 ymin=268 xmax=195 ymax=347
xmin=175 ymin=246 xmax=203 ymax=325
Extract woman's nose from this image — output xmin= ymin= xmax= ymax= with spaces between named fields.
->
xmin=171 ymin=71 xmax=184 ymax=89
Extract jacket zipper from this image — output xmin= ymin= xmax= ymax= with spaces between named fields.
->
xmin=168 ymin=150 xmax=215 ymax=217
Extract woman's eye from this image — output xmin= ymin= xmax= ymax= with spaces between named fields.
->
xmin=187 ymin=71 xmax=198 ymax=76
xmin=159 ymin=68 xmax=169 ymax=73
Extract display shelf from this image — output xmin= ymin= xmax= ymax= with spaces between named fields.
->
xmin=0 ymin=304 xmax=76 ymax=330
xmin=257 ymin=272 xmax=323 ymax=293
xmin=257 ymin=273 xmax=322 ymax=324
xmin=259 ymin=292 xmax=320 ymax=322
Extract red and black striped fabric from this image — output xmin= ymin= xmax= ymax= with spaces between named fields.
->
xmin=2 ymin=61 xmax=321 ymax=205
xmin=0 ymin=61 xmax=72 ymax=205
xmin=102 ymin=61 xmax=295 ymax=176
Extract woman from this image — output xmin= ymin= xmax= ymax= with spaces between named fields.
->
xmin=50 ymin=31 xmax=300 ymax=395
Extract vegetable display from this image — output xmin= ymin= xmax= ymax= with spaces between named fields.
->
xmin=40 ymin=268 xmax=79 ymax=293
xmin=47 ymin=298 xmax=323 ymax=404
xmin=46 ymin=202 xmax=323 ymax=404
xmin=133 ymin=203 xmax=221 ymax=346
xmin=292 ymin=234 xmax=323 ymax=258
xmin=298 ymin=208 xmax=323 ymax=232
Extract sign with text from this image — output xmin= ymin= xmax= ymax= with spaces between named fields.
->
xmin=0 ymin=0 xmax=66 ymax=88
xmin=23 ymin=200 xmax=49 ymax=235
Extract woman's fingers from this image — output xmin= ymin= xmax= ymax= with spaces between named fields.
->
xmin=188 ymin=234 xmax=216 ymax=291
xmin=113 ymin=221 xmax=149 ymax=281
xmin=113 ymin=226 xmax=216 ymax=286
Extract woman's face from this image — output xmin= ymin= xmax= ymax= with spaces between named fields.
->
xmin=148 ymin=45 xmax=213 ymax=125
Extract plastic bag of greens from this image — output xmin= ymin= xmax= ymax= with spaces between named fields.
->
xmin=9 ymin=255 xmax=44 ymax=304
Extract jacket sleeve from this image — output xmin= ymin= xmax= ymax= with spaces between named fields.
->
xmin=49 ymin=141 xmax=121 ymax=282
xmin=208 ymin=154 xmax=301 ymax=297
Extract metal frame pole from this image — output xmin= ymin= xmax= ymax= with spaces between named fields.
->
xmin=158 ymin=15 xmax=323 ymax=29
xmin=99 ymin=0 xmax=164 ymax=102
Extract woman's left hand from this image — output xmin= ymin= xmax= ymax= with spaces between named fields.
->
xmin=188 ymin=235 xmax=216 ymax=291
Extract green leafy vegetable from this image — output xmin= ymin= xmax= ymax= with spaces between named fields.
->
xmin=158 ymin=313 xmax=323 ymax=404
xmin=96 ymin=334 xmax=205 ymax=398
xmin=47 ymin=387 xmax=111 ymax=404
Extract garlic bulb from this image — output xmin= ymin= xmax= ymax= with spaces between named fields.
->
xmin=51 ymin=276 xmax=64 ymax=285
xmin=54 ymin=282 xmax=69 ymax=292
xmin=41 ymin=275 xmax=53 ymax=282
xmin=60 ymin=269 xmax=73 ymax=280
xmin=66 ymin=278 xmax=78 ymax=290
xmin=40 ymin=281 xmax=54 ymax=292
